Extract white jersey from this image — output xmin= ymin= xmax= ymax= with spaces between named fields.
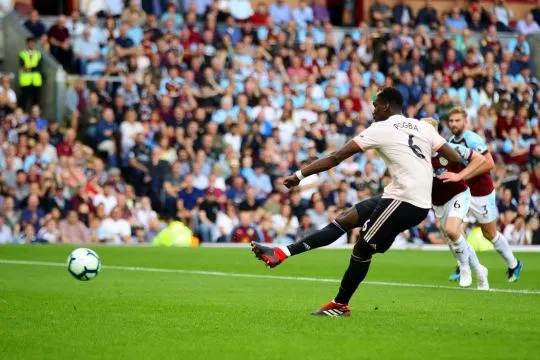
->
xmin=353 ymin=114 xmax=446 ymax=209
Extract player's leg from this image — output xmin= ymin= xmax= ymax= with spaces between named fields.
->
xmin=471 ymin=191 xmax=522 ymax=281
xmin=312 ymin=199 xmax=428 ymax=316
xmin=251 ymin=196 xmax=380 ymax=268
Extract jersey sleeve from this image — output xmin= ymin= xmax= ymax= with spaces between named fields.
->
xmin=450 ymin=143 xmax=473 ymax=161
xmin=464 ymin=132 xmax=488 ymax=154
xmin=353 ymin=124 xmax=381 ymax=150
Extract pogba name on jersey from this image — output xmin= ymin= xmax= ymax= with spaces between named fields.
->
xmin=393 ymin=122 xmax=419 ymax=131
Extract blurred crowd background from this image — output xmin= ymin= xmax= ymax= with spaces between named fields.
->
xmin=0 ymin=0 xmax=538 ymax=246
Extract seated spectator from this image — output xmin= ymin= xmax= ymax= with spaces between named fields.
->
xmin=216 ymin=202 xmax=239 ymax=242
xmin=507 ymin=33 xmax=531 ymax=69
xmin=0 ymin=216 xmax=13 ymax=244
xmin=370 ymin=0 xmax=391 ymax=25
xmin=445 ymin=7 xmax=468 ymax=32
xmin=115 ymin=22 xmax=137 ymax=60
xmin=36 ymin=217 xmax=60 ymax=243
xmin=48 ymin=15 xmax=74 ymax=72
xmin=458 ymin=77 xmax=480 ymax=110
xmin=105 ymin=0 xmax=125 ymax=17
xmin=66 ymin=10 xmax=85 ymax=40
xmin=312 ymin=0 xmax=330 ymax=22
xmin=272 ymin=204 xmax=299 ymax=243
xmin=122 ymin=0 xmax=147 ymax=27
xmin=14 ymin=223 xmax=36 ymax=244
xmin=93 ymin=184 xmax=118 ymax=216
xmin=96 ymin=107 xmax=119 ymax=164
xmin=269 ymin=0 xmax=291 ymax=24
xmin=116 ymin=74 xmax=140 ymax=109
xmin=248 ymin=163 xmax=272 ymax=200
xmin=178 ymin=175 xmax=204 ymax=211
xmin=231 ymin=211 xmax=263 ymax=242
xmin=0 ymin=75 xmax=17 ymax=108
xmin=160 ymin=2 xmax=183 ymax=28
xmin=307 ymin=199 xmax=328 ymax=230
xmin=24 ymin=10 xmax=46 ymax=40
xmin=20 ymin=194 xmax=45 ymax=231
xmin=416 ymin=0 xmax=438 ymax=29
xmin=293 ymin=0 xmax=314 ymax=27
xmin=74 ymin=28 xmax=102 ymax=75
xmin=502 ymin=128 xmax=530 ymax=165
xmin=251 ymin=3 xmax=270 ymax=25
xmin=98 ymin=206 xmax=131 ymax=244
xmin=516 ymin=11 xmax=540 ymax=35
xmin=493 ymin=0 xmax=513 ymax=32
xmin=196 ymin=188 xmax=221 ymax=242
xmin=392 ymin=0 xmax=414 ymax=26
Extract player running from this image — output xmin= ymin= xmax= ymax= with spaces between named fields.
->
xmin=447 ymin=107 xmax=523 ymax=282
xmin=422 ymin=117 xmax=489 ymax=290
xmin=251 ymin=88 xmax=464 ymax=317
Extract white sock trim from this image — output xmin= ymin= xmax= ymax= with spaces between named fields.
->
xmin=279 ymin=245 xmax=291 ymax=257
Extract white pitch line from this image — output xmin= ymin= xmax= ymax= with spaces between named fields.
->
xmin=1 ymin=259 xmax=539 ymax=295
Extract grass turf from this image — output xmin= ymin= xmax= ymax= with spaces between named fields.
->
xmin=0 ymin=245 xmax=539 ymax=360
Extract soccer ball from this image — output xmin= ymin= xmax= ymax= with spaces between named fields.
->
xmin=67 ymin=248 xmax=101 ymax=281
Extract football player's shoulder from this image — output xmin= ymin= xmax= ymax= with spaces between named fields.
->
xmin=463 ymin=130 xmax=487 ymax=147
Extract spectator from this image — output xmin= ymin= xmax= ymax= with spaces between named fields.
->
xmin=36 ymin=217 xmax=60 ymax=243
xmin=122 ymin=0 xmax=147 ymax=27
xmin=445 ymin=7 xmax=468 ymax=32
xmin=370 ymin=0 xmax=391 ymax=26
xmin=0 ymin=75 xmax=17 ymax=107
xmin=306 ymin=199 xmax=328 ymax=230
xmin=24 ymin=10 xmax=46 ymax=40
xmin=105 ymin=0 xmax=125 ymax=17
xmin=248 ymin=163 xmax=272 ymax=200
xmin=59 ymin=210 xmax=89 ymax=243
xmin=14 ymin=223 xmax=36 ymax=244
xmin=98 ymin=206 xmax=131 ymax=244
xmin=116 ymin=74 xmax=140 ymax=108
xmin=312 ymin=0 xmax=330 ymax=23
xmin=416 ymin=0 xmax=438 ymax=29
xmin=493 ymin=0 xmax=513 ymax=32
xmin=74 ymin=28 xmax=102 ymax=75
xmin=502 ymin=128 xmax=530 ymax=165
xmin=48 ymin=15 xmax=74 ymax=72
xmin=215 ymin=201 xmax=239 ymax=242
xmin=293 ymin=0 xmax=314 ymax=27
xmin=66 ymin=10 xmax=85 ymax=40
xmin=0 ymin=216 xmax=13 ymax=244
xmin=392 ymin=0 xmax=414 ymax=26
xmin=272 ymin=204 xmax=299 ymax=243
xmin=231 ymin=211 xmax=263 ymax=243
xmin=251 ymin=3 xmax=270 ymax=25
xmin=20 ymin=194 xmax=45 ymax=230
xmin=516 ymin=11 xmax=540 ymax=35
xmin=269 ymin=0 xmax=291 ymax=24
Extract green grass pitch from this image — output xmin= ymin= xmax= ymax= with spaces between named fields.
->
xmin=1 ymin=245 xmax=539 ymax=360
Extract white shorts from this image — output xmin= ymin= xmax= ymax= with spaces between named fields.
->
xmin=433 ymin=189 xmax=471 ymax=230
xmin=469 ymin=190 xmax=498 ymax=224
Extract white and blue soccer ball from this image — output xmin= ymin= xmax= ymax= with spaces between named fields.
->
xmin=67 ymin=248 xmax=101 ymax=281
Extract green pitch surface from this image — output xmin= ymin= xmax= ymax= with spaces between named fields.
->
xmin=1 ymin=245 xmax=539 ymax=360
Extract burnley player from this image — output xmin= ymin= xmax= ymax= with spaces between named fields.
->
xmin=447 ymin=107 xmax=523 ymax=282
xmin=251 ymin=88 xmax=464 ymax=317
xmin=423 ymin=118 xmax=489 ymax=290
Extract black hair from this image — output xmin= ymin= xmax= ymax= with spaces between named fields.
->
xmin=377 ymin=87 xmax=403 ymax=110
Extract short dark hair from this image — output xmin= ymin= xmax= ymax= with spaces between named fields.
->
xmin=377 ymin=87 xmax=403 ymax=109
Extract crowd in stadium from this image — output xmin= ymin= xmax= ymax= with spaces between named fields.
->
xmin=0 ymin=0 xmax=538 ymax=245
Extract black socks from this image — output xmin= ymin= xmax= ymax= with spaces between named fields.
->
xmin=287 ymin=221 xmax=346 ymax=256
xmin=334 ymin=254 xmax=372 ymax=305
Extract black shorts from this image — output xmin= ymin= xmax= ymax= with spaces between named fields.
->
xmin=354 ymin=196 xmax=428 ymax=254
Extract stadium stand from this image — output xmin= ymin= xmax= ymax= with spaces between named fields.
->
xmin=0 ymin=0 xmax=538 ymax=246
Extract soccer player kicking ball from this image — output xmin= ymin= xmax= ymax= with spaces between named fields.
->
xmin=422 ymin=117 xmax=489 ymax=290
xmin=252 ymin=88 xmax=464 ymax=317
xmin=447 ymin=107 xmax=523 ymax=282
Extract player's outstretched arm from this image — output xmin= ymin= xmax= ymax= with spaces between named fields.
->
xmin=438 ymin=150 xmax=487 ymax=183
xmin=283 ymin=140 xmax=362 ymax=189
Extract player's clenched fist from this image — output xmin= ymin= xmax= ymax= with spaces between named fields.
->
xmin=283 ymin=174 xmax=301 ymax=189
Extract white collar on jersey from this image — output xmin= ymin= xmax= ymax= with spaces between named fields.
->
xmin=386 ymin=114 xmax=406 ymax=122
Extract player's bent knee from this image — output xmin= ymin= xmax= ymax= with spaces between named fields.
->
xmin=336 ymin=207 xmax=359 ymax=231
xmin=352 ymin=239 xmax=375 ymax=261
xmin=444 ymin=225 xmax=461 ymax=241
